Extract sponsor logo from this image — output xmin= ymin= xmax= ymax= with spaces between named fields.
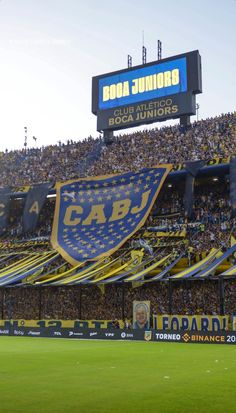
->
xmin=0 ymin=329 xmax=9 ymax=335
xmin=28 ymin=331 xmax=41 ymax=336
xmin=144 ymin=331 xmax=152 ymax=341
xmin=53 ymin=331 xmax=62 ymax=336
xmin=13 ymin=330 xmax=24 ymax=336
xmin=69 ymin=331 xmax=84 ymax=337
xmin=121 ymin=332 xmax=134 ymax=339
xmin=183 ymin=333 xmax=191 ymax=343
xmin=190 ymin=334 xmax=225 ymax=343
xmin=105 ymin=332 xmax=115 ymax=337
xmin=89 ymin=332 xmax=98 ymax=337
xmin=155 ymin=333 xmax=181 ymax=341
xmin=182 ymin=333 xmax=225 ymax=343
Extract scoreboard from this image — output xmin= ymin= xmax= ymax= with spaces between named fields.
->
xmin=92 ymin=50 xmax=202 ymax=132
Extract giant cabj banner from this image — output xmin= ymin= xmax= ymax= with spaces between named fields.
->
xmin=51 ymin=166 xmax=171 ymax=264
xmin=92 ymin=50 xmax=202 ymax=131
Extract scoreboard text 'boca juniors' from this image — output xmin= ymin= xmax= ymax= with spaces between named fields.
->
xmin=92 ymin=50 xmax=202 ymax=131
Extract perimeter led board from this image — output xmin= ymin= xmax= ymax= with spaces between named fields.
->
xmin=92 ymin=50 xmax=202 ymax=131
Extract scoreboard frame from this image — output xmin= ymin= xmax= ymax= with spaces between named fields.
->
xmin=92 ymin=50 xmax=202 ymax=132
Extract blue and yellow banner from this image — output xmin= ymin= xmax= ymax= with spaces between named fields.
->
xmin=23 ymin=183 xmax=52 ymax=233
xmin=51 ymin=166 xmax=171 ymax=265
xmin=0 ymin=319 xmax=126 ymax=329
xmin=153 ymin=314 xmax=229 ymax=332
xmin=0 ymin=187 xmax=11 ymax=235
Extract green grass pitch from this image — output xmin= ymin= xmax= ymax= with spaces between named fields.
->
xmin=0 ymin=337 xmax=236 ymax=413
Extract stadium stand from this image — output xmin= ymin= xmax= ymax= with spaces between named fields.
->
xmin=0 ymin=112 xmax=235 ymax=324
xmin=0 ymin=112 xmax=235 ymax=186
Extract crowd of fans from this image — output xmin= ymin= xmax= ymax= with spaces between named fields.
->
xmin=0 ymin=137 xmax=100 ymax=187
xmin=0 ymin=112 xmax=235 ymax=187
xmin=89 ymin=112 xmax=235 ymax=176
xmin=0 ymin=280 xmax=235 ymax=320
xmin=151 ymin=179 xmax=234 ymax=253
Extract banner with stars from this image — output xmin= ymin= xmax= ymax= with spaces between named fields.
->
xmin=51 ymin=166 xmax=171 ymax=265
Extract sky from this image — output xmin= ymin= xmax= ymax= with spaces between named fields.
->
xmin=0 ymin=0 xmax=235 ymax=151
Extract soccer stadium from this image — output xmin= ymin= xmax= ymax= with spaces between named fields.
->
xmin=0 ymin=1 xmax=236 ymax=413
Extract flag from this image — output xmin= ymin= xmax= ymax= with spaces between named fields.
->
xmin=0 ymin=187 xmax=11 ymax=235
xmin=230 ymin=158 xmax=236 ymax=218
xmin=184 ymin=160 xmax=205 ymax=218
xmin=23 ymin=183 xmax=53 ymax=233
xmin=51 ymin=166 xmax=171 ymax=265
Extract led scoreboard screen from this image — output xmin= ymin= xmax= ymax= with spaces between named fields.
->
xmin=92 ymin=50 xmax=202 ymax=131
